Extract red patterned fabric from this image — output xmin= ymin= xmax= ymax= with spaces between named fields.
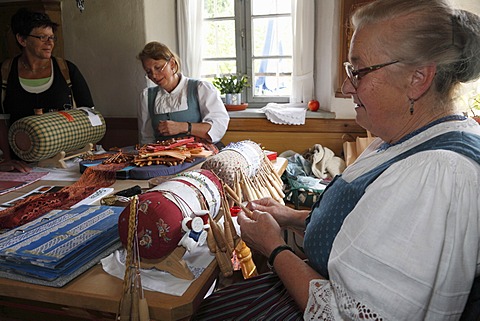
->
xmin=118 ymin=191 xmax=183 ymax=259
xmin=0 ymin=164 xmax=121 ymax=229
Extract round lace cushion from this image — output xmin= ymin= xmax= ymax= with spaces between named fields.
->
xmin=8 ymin=109 xmax=106 ymax=162
xmin=118 ymin=191 xmax=183 ymax=260
xmin=201 ymin=140 xmax=264 ymax=186
xmin=201 ymin=150 xmax=248 ymax=186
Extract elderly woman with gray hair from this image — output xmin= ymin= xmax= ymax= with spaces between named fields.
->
xmin=192 ymin=0 xmax=480 ymax=320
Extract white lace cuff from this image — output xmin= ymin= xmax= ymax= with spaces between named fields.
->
xmin=304 ymin=279 xmax=384 ymax=321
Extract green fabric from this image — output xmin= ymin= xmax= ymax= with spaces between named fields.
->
xmin=8 ymin=109 xmax=106 ymax=162
xmin=19 ymin=77 xmax=51 ymax=87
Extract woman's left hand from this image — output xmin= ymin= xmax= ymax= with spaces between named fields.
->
xmin=0 ymin=159 xmax=32 ymax=172
xmin=237 ymin=209 xmax=286 ymax=258
xmin=157 ymin=120 xmax=186 ymax=136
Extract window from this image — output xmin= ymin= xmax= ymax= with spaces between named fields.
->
xmin=202 ymin=0 xmax=293 ymax=106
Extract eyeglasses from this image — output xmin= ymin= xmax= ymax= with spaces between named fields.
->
xmin=145 ymin=59 xmax=170 ymax=77
xmin=344 ymin=60 xmax=399 ymax=89
xmin=28 ymin=34 xmax=57 ymax=43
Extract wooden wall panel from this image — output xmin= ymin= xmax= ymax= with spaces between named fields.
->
xmin=222 ymin=118 xmax=366 ymax=156
xmin=98 ymin=117 xmax=366 ymax=158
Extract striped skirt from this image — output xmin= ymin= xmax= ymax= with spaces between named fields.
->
xmin=192 ymin=272 xmax=303 ymax=321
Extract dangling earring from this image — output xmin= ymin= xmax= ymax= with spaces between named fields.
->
xmin=409 ymin=98 xmax=415 ymax=115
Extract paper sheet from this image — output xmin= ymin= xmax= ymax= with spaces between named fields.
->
xmin=101 ymin=246 xmax=215 ymax=296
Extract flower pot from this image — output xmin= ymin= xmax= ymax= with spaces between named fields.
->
xmin=225 ymin=93 xmax=242 ymax=105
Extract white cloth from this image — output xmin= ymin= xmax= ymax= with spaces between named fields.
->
xmin=101 ymin=245 xmax=215 ymax=297
xmin=177 ymin=0 xmax=203 ymax=78
xmin=309 ymin=144 xmax=346 ymax=179
xmin=304 ymin=118 xmax=480 ymax=320
xmin=137 ymin=74 xmax=229 ymax=144
xmin=291 ymin=0 xmax=315 ymax=104
xmin=261 ymin=103 xmax=307 ymax=125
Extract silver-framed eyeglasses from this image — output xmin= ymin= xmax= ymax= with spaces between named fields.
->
xmin=28 ymin=34 xmax=57 ymax=42
xmin=146 ymin=59 xmax=170 ymax=77
xmin=344 ymin=60 xmax=399 ymax=88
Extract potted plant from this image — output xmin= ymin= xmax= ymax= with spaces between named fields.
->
xmin=213 ymin=74 xmax=250 ymax=105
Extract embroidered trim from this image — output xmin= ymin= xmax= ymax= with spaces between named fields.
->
xmin=304 ymin=280 xmax=385 ymax=321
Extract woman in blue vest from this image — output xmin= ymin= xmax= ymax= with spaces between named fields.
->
xmin=137 ymin=41 xmax=229 ymax=146
xmin=193 ymin=0 xmax=480 ymax=320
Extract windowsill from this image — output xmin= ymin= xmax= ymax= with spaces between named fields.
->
xmin=228 ymin=108 xmax=336 ymax=119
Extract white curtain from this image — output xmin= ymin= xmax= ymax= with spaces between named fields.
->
xmin=290 ymin=0 xmax=315 ymax=103
xmin=177 ymin=0 xmax=203 ymax=78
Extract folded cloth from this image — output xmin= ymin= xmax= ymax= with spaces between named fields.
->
xmin=261 ymin=103 xmax=307 ymax=125
xmin=0 ymin=205 xmax=124 ymax=284
xmin=304 ymin=144 xmax=346 ymax=179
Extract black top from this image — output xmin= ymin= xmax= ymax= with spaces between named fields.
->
xmin=1 ymin=55 xmax=94 ymax=124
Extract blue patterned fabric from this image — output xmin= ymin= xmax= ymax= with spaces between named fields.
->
xmin=304 ymin=131 xmax=480 ymax=278
xmin=0 ymin=205 xmax=124 ymax=282
xmin=148 ymin=79 xmax=202 ymax=141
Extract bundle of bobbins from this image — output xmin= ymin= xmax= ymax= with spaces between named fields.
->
xmin=201 ymin=140 xmax=285 ymax=206
xmin=118 ymin=169 xmax=257 ymax=280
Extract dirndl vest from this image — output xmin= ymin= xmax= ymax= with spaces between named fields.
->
xmin=303 ymin=131 xmax=480 ymax=279
xmin=147 ymin=79 xmax=202 ymax=141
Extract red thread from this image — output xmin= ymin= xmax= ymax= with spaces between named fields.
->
xmin=230 ymin=206 xmax=241 ymax=217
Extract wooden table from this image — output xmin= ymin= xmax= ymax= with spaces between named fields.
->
xmin=0 ymin=157 xmax=287 ymax=321
xmin=0 ymin=178 xmax=219 ymax=321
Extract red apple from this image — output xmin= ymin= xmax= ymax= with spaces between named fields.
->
xmin=308 ymin=100 xmax=320 ymax=111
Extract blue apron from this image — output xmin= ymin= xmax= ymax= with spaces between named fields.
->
xmin=148 ymin=79 xmax=202 ymax=141
xmin=303 ymin=131 xmax=480 ymax=278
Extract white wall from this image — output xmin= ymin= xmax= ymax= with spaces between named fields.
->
xmin=144 ymin=0 xmax=177 ymax=48
xmin=61 ymin=0 xmax=176 ymax=118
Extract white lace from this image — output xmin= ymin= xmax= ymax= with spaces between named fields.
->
xmin=304 ymin=280 xmax=335 ymax=320
xmin=304 ymin=280 xmax=384 ymax=321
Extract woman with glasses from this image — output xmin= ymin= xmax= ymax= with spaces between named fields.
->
xmin=137 ymin=41 xmax=229 ymax=147
xmin=0 ymin=7 xmax=93 ymax=170
xmin=193 ymin=0 xmax=480 ymax=320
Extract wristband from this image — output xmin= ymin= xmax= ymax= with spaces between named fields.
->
xmin=267 ymin=245 xmax=294 ymax=270
xmin=186 ymin=122 xmax=192 ymax=135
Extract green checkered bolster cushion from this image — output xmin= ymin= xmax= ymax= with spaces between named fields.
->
xmin=9 ymin=109 xmax=106 ymax=162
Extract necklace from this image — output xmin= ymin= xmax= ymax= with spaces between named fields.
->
xmin=377 ymin=114 xmax=468 ymax=151
xmin=21 ymin=59 xmax=50 ymax=73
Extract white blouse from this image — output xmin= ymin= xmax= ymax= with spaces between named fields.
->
xmin=137 ymin=74 xmax=229 ymax=144
xmin=305 ymin=118 xmax=480 ymax=320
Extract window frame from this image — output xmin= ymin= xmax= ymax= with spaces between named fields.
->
xmin=202 ymin=0 xmax=292 ymax=107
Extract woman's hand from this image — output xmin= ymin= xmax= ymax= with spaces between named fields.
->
xmin=156 ymin=120 xmax=188 ymax=136
xmin=237 ymin=209 xmax=285 ymax=258
xmin=0 ymin=159 xmax=32 ymax=172
xmin=247 ymin=197 xmax=309 ymax=231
